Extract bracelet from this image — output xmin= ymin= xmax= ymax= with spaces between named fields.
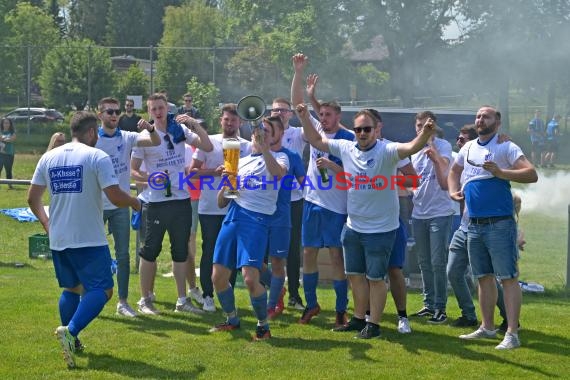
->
xmin=148 ymin=126 xmax=155 ymax=133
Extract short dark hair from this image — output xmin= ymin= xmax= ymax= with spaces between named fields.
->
xmin=320 ymin=101 xmax=341 ymax=114
xmin=98 ymin=97 xmax=119 ymax=111
xmin=183 ymin=93 xmax=193 ymax=100
xmin=365 ymin=108 xmax=382 ymax=123
xmin=272 ymin=97 xmax=291 ymax=108
xmin=354 ymin=109 xmax=380 ymax=125
xmin=460 ymin=124 xmax=478 ymax=140
xmin=220 ymin=103 xmax=238 ymax=117
xmin=264 ymin=116 xmax=284 ymax=131
xmin=415 ymin=111 xmax=437 ymax=122
xmin=147 ymin=93 xmax=168 ymax=103
xmin=70 ymin=111 xmax=98 ymax=137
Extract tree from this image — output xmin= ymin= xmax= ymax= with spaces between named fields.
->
xmin=185 ymin=77 xmax=220 ymax=132
xmin=114 ymin=64 xmax=149 ymax=105
xmin=67 ymin=0 xmax=110 ymax=44
xmin=38 ymin=39 xmax=115 ymax=110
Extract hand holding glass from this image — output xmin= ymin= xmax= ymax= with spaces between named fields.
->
xmin=222 ymin=137 xmax=240 ymax=198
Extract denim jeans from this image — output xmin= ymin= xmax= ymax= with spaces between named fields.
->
xmin=412 ymin=215 xmax=452 ymax=310
xmin=103 ymin=207 xmax=131 ymax=300
xmin=446 ymin=229 xmax=477 ymax=320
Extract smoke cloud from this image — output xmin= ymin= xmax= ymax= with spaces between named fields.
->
xmin=516 ymin=170 xmax=570 ymax=219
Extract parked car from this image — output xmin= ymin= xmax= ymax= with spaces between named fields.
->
xmin=3 ymin=107 xmax=64 ymax=124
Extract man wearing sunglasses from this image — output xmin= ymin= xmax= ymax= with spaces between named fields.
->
xmin=117 ymin=98 xmax=141 ymax=132
xmin=296 ymin=104 xmax=437 ymax=338
xmin=448 ymin=106 xmax=537 ymax=350
xmin=131 ymin=93 xmax=213 ymax=315
xmin=95 ymin=97 xmax=161 ymax=318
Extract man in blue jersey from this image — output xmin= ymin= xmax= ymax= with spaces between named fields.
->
xmin=449 ymin=106 xmax=537 ymax=349
xmin=28 ymin=112 xmax=142 ymax=367
xmin=297 ymin=105 xmax=436 ymax=338
xmin=210 ymin=119 xmax=289 ymax=340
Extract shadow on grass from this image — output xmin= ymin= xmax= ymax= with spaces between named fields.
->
xmin=0 ymin=261 xmax=37 ymax=269
xmin=83 ymin=352 xmax=206 ymax=378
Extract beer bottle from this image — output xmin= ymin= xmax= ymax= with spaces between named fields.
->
xmin=164 ymin=170 xmax=172 ymax=197
xmin=316 ymin=153 xmax=329 ymax=183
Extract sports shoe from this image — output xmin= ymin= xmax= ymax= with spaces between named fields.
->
xmin=452 ymin=316 xmax=478 ymax=327
xmin=189 ymin=287 xmax=204 ymax=305
xmin=332 ymin=316 xmax=366 ymax=332
xmin=137 ymin=297 xmax=160 ymax=315
xmin=298 ymin=304 xmax=321 ymax=324
xmin=459 ymin=327 xmax=497 ymax=340
xmin=55 ymin=326 xmax=75 ymax=368
xmin=427 ymin=310 xmax=447 ymax=324
xmin=267 ymin=306 xmax=283 ymax=320
xmin=412 ymin=307 xmax=435 ymax=317
xmin=175 ymin=300 xmax=205 ymax=314
xmin=117 ymin=302 xmax=137 ymax=317
xmin=335 ymin=311 xmax=349 ymax=328
xmin=288 ymin=295 xmax=305 ymax=310
xmin=203 ymin=296 xmax=216 ymax=312
xmin=495 ymin=332 xmax=521 ymax=350
xmin=74 ymin=338 xmax=85 ymax=353
xmin=209 ymin=320 xmax=240 ymax=332
xmin=397 ymin=317 xmax=412 ymax=334
xmin=275 ymin=288 xmax=286 ymax=314
xmin=253 ymin=324 xmax=271 ymax=341
xmin=355 ymin=322 xmax=381 ymax=339
xmin=497 ymin=319 xmax=521 ymax=333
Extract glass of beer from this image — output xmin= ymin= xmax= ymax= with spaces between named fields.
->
xmin=222 ymin=137 xmax=241 ymax=198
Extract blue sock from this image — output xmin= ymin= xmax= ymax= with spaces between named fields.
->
xmin=58 ymin=290 xmax=80 ymax=326
xmin=67 ymin=289 xmax=108 ymax=337
xmin=268 ymin=276 xmax=285 ymax=309
xmin=303 ymin=272 xmax=319 ymax=309
xmin=216 ymin=287 xmax=239 ymax=325
xmin=260 ymin=267 xmax=272 ymax=288
xmin=250 ymin=292 xmax=268 ymax=322
xmin=333 ymin=279 xmax=349 ymax=313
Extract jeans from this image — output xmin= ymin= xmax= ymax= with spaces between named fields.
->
xmin=103 ymin=207 xmax=131 ymax=300
xmin=412 ymin=215 xmax=452 ymax=310
xmin=446 ymin=229 xmax=477 ymax=320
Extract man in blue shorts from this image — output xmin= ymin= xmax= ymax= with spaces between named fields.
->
xmin=297 ymin=105 xmax=436 ymax=338
xmin=210 ymin=118 xmax=289 ymax=340
xmin=27 ymin=111 xmax=142 ymax=368
xmin=449 ymin=105 xmax=537 ymax=349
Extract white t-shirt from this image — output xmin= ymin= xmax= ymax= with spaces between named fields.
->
xmin=96 ymin=129 xmax=139 ymax=210
xmin=411 ymin=137 xmax=455 ymax=219
xmin=304 ymin=115 xmax=354 ymax=215
xmin=235 ymin=151 xmax=289 ymax=215
xmin=283 ymin=125 xmax=306 ymax=202
xmin=31 ymin=142 xmax=118 ymax=250
xmin=131 ymin=127 xmax=198 ymax=202
xmin=328 ymin=139 xmax=400 ymax=233
xmin=450 ymin=151 xmax=461 ymax=216
xmin=193 ymin=134 xmax=252 ymax=215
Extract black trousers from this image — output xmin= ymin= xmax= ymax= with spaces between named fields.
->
xmin=287 ymin=199 xmax=304 ymax=299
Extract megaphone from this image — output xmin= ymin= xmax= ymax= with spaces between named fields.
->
xmin=237 ymin=95 xmax=266 ymax=143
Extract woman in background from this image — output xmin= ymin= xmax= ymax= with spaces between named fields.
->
xmin=0 ymin=118 xmax=16 ymax=189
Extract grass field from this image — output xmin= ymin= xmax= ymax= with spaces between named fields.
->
xmin=0 ymin=156 xmax=569 ymax=379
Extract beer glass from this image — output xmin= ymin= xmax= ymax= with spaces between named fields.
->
xmin=222 ymin=137 xmax=241 ymax=198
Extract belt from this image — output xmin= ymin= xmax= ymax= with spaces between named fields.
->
xmin=469 ymin=215 xmax=512 ymax=225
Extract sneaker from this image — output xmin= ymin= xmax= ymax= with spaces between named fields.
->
xmin=427 ymin=310 xmax=447 ymax=324
xmin=74 ymin=338 xmax=85 ymax=353
xmin=452 ymin=316 xmax=478 ymax=327
xmin=209 ymin=320 xmax=240 ymax=332
xmin=288 ymin=295 xmax=305 ymax=311
xmin=189 ymin=287 xmax=204 ymax=305
xmin=55 ymin=326 xmax=75 ymax=368
xmin=495 ymin=332 xmax=521 ymax=350
xmin=175 ymin=300 xmax=205 ymax=314
xmin=355 ymin=322 xmax=381 ymax=339
xmin=275 ymin=288 xmax=286 ymax=313
xmin=116 ymin=302 xmax=137 ymax=317
xmin=267 ymin=306 xmax=283 ymax=320
xmin=412 ymin=307 xmax=435 ymax=317
xmin=137 ymin=297 xmax=160 ymax=315
xmin=298 ymin=304 xmax=321 ymax=324
xmin=253 ymin=324 xmax=271 ymax=341
xmin=202 ymin=296 xmax=216 ymax=312
xmin=332 ymin=316 xmax=366 ymax=332
xmin=497 ymin=319 xmax=521 ymax=334
xmin=397 ymin=317 xmax=412 ymax=334
xmin=335 ymin=311 xmax=349 ymax=328
xmin=459 ymin=327 xmax=497 ymax=340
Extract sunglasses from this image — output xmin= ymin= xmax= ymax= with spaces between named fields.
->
xmin=104 ymin=109 xmax=121 ymax=116
xmin=354 ymin=126 xmax=374 ymax=134
xmin=272 ymin=108 xmax=292 ymax=114
xmin=184 ymin=98 xmax=193 ymax=102
xmin=163 ymin=134 xmax=175 ymax=150
xmin=456 ymin=136 xmax=466 ymax=143
xmin=466 ymin=146 xmax=485 ymax=167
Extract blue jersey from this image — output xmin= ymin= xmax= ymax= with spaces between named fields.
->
xmin=270 ymin=147 xmax=305 ymax=228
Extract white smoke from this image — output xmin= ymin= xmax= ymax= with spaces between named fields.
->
xmin=516 ymin=170 xmax=570 ymax=219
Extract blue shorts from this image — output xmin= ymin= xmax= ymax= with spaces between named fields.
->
xmin=52 ymin=245 xmax=114 ymax=291
xmin=213 ymin=203 xmax=270 ymax=270
xmin=268 ymin=225 xmax=291 ymax=259
xmin=341 ymin=225 xmax=396 ymax=281
xmin=388 ymin=219 xmax=408 ymax=268
xmin=302 ymin=201 xmax=347 ymax=248
xmin=467 ymin=217 xmax=519 ymax=280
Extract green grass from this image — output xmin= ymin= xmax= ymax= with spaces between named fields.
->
xmin=0 ymin=156 xmax=569 ymax=379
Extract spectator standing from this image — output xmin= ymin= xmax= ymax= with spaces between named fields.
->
xmin=527 ymin=110 xmax=545 ymax=166
xmin=118 ymin=98 xmax=142 ymax=132
xmin=0 ymin=118 xmax=16 ymax=189
xmin=544 ymin=114 xmax=560 ymax=168
xmin=178 ymin=93 xmax=202 ymax=119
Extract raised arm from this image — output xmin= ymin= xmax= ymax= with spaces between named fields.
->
xmin=306 ymin=73 xmax=321 ymax=113
xmin=295 ymin=103 xmax=329 ymax=153
xmin=177 ymin=114 xmax=213 ymax=152
xmin=291 ymin=53 xmax=309 ymax=106
xmin=135 ymin=118 xmax=161 ymax=147
xmin=396 ymin=118 xmax=436 ymax=159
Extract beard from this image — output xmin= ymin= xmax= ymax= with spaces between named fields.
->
xmin=477 ymin=122 xmax=498 ymax=136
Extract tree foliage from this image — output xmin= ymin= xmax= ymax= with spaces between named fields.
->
xmin=114 ymin=64 xmax=149 ymax=104
xmin=184 ymin=77 xmax=221 ymax=132
xmin=38 ymin=39 xmax=115 ymax=110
